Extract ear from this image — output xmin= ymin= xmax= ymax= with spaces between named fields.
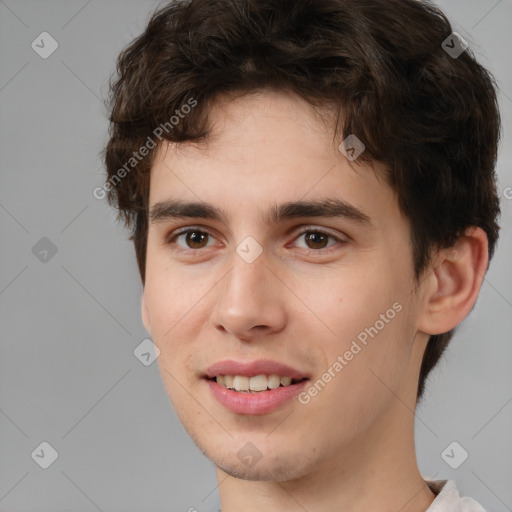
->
xmin=141 ymin=293 xmax=151 ymax=335
xmin=417 ymin=227 xmax=489 ymax=335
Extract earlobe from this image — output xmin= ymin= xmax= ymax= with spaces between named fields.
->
xmin=141 ymin=294 xmax=151 ymax=335
xmin=417 ymin=227 xmax=488 ymax=335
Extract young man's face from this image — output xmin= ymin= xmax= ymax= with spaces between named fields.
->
xmin=141 ymin=90 xmax=430 ymax=481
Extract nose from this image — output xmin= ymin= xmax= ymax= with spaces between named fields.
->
xmin=210 ymin=249 xmax=288 ymax=341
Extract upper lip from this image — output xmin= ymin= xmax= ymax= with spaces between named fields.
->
xmin=204 ymin=359 xmax=309 ymax=380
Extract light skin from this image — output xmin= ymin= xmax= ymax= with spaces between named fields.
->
xmin=140 ymin=89 xmax=488 ymax=512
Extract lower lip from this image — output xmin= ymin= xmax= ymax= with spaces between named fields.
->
xmin=206 ymin=379 xmax=309 ymax=415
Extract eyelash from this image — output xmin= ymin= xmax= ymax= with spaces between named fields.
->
xmin=166 ymin=226 xmax=346 ymax=254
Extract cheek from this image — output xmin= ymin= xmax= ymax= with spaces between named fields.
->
xmin=300 ymin=265 xmax=399 ymax=341
xmin=300 ymin=264 xmax=413 ymax=393
xmin=298 ymin=310 xmax=413 ymax=446
xmin=143 ymin=262 xmax=218 ymax=376
xmin=144 ymin=254 xmax=205 ymax=329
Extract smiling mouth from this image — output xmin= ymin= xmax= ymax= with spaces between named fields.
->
xmin=206 ymin=375 xmax=308 ymax=392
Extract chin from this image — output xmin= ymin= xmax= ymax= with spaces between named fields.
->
xmin=216 ymin=460 xmax=278 ymax=481
xmin=204 ymin=441 xmax=315 ymax=482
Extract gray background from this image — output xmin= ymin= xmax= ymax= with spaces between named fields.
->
xmin=0 ymin=1 xmax=510 ymax=511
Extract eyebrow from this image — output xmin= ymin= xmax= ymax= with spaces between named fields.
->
xmin=149 ymin=198 xmax=373 ymax=227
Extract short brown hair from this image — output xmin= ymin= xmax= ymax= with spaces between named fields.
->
xmin=102 ymin=0 xmax=501 ymax=402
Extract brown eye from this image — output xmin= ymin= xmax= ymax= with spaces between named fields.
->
xmin=184 ymin=231 xmax=209 ymax=249
xmin=170 ymin=229 xmax=215 ymax=250
xmin=304 ymin=231 xmax=330 ymax=249
xmin=293 ymin=229 xmax=341 ymax=251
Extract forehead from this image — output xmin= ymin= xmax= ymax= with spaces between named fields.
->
xmin=147 ymin=90 xmax=396 ymax=222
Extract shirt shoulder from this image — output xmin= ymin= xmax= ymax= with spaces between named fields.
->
xmin=425 ymin=480 xmax=487 ymax=512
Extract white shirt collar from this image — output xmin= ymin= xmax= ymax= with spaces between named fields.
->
xmin=425 ymin=480 xmax=487 ymax=512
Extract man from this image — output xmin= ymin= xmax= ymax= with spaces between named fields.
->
xmin=102 ymin=0 xmax=501 ymax=510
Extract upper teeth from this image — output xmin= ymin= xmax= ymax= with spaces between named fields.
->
xmin=216 ymin=374 xmax=294 ymax=392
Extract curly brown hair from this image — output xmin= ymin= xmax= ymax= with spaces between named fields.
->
xmin=101 ymin=0 xmax=501 ymax=402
